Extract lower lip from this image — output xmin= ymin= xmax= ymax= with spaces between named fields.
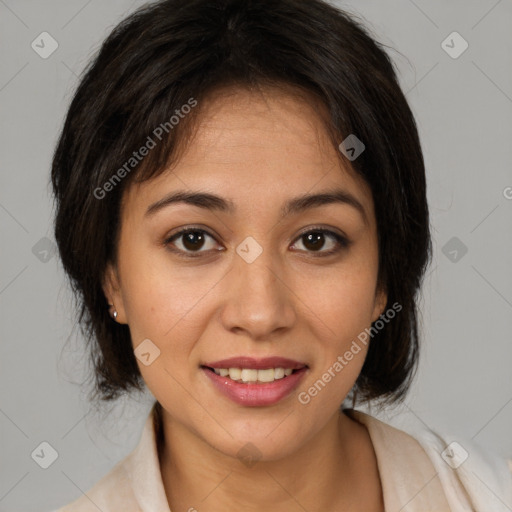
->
xmin=201 ymin=367 xmax=308 ymax=407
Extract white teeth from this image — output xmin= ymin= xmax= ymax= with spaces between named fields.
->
xmin=274 ymin=368 xmax=285 ymax=379
xmin=240 ymin=369 xmax=258 ymax=382
xmin=210 ymin=367 xmax=301 ymax=383
xmin=229 ymin=368 xmax=242 ymax=380
xmin=257 ymin=368 xmax=275 ymax=382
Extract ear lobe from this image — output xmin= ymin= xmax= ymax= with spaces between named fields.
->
xmin=102 ymin=262 xmax=126 ymax=323
xmin=371 ymin=286 xmax=388 ymax=324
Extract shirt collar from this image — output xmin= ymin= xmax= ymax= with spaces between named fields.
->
xmin=123 ymin=402 xmax=171 ymax=511
xmin=344 ymin=408 xmax=452 ymax=511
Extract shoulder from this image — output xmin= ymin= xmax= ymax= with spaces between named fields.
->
xmin=53 ymin=456 xmax=138 ymax=512
xmin=346 ymin=408 xmax=512 ymax=511
xmin=53 ymin=403 xmax=166 ymax=512
xmin=412 ymin=423 xmax=512 ymax=511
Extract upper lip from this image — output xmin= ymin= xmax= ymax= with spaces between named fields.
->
xmin=202 ymin=356 xmax=308 ymax=370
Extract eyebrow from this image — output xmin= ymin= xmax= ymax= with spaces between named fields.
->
xmin=145 ymin=188 xmax=368 ymax=225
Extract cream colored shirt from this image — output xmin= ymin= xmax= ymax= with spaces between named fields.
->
xmin=54 ymin=404 xmax=512 ymax=511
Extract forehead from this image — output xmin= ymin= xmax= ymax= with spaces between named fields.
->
xmin=122 ymin=85 xmax=374 ymax=224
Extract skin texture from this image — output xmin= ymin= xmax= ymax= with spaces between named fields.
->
xmin=103 ymin=85 xmax=387 ymax=511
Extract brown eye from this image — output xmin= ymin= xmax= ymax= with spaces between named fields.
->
xmin=291 ymin=229 xmax=349 ymax=256
xmin=165 ymin=228 xmax=220 ymax=256
xmin=302 ymin=232 xmax=328 ymax=251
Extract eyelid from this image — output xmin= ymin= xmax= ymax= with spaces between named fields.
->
xmin=294 ymin=224 xmax=349 ymax=242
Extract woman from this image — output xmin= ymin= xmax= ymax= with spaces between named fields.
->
xmin=50 ymin=0 xmax=512 ymax=510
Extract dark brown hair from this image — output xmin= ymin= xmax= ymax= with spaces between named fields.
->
xmin=50 ymin=0 xmax=432 ymax=410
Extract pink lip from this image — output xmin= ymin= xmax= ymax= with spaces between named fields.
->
xmin=200 ymin=357 xmax=309 ymax=407
xmin=201 ymin=366 xmax=308 ymax=407
xmin=201 ymin=367 xmax=307 ymax=407
xmin=202 ymin=356 xmax=307 ymax=370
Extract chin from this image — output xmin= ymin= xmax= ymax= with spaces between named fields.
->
xmin=198 ymin=414 xmax=310 ymax=464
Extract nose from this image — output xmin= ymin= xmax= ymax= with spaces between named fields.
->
xmin=219 ymin=246 xmax=296 ymax=341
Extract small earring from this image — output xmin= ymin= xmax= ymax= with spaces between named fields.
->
xmin=108 ymin=302 xmax=118 ymax=320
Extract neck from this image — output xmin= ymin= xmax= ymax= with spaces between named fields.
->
xmin=156 ymin=404 xmax=382 ymax=512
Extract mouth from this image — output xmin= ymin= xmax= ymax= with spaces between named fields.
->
xmin=199 ymin=356 xmax=309 ymax=406
xmin=200 ymin=356 xmax=308 ymax=383
xmin=201 ymin=365 xmax=306 ymax=384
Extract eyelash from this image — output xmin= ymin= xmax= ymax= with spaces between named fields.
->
xmin=163 ymin=226 xmax=350 ymax=259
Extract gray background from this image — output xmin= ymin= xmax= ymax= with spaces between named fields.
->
xmin=1 ymin=0 xmax=511 ymax=510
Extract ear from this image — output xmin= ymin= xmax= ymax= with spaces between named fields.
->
xmin=371 ymin=284 xmax=388 ymax=324
xmin=102 ymin=262 xmax=127 ymax=324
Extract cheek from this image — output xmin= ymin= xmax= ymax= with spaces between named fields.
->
xmin=296 ymin=274 xmax=375 ymax=411
xmin=300 ymin=248 xmax=380 ymax=343
xmin=324 ymin=274 xmax=378 ymax=341
xmin=118 ymin=252 xmax=207 ymax=407
xmin=118 ymin=238 xmax=209 ymax=338
xmin=117 ymin=243 xmax=226 ymax=394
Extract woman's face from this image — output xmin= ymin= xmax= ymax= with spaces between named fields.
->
xmin=104 ymin=85 xmax=387 ymax=461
